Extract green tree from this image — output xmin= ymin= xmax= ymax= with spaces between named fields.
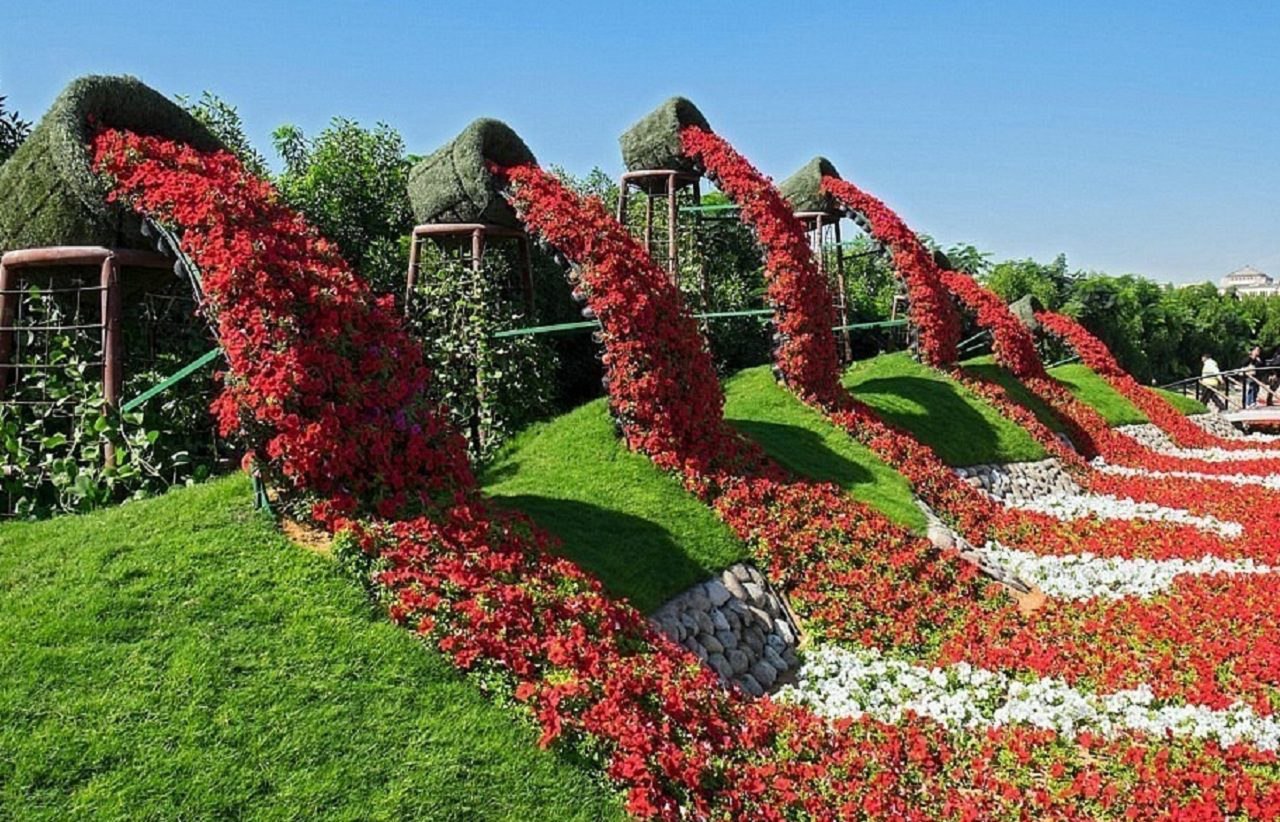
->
xmin=983 ymin=254 xmax=1072 ymax=309
xmin=272 ymin=118 xmax=413 ymax=294
xmin=0 ymin=92 xmax=30 ymax=165
xmin=177 ymin=91 xmax=268 ymax=177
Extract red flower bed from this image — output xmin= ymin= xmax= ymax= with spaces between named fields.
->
xmin=94 ymin=128 xmax=1280 ymax=818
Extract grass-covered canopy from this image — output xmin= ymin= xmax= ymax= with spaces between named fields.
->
xmin=618 ymin=96 xmax=710 ymax=174
xmin=778 ymin=156 xmax=842 ymax=215
xmin=0 ymin=75 xmax=222 ymax=254
xmin=407 ymin=118 xmax=535 ymax=229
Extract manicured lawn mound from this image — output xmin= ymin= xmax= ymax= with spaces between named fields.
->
xmin=0 ymin=475 xmax=623 ymax=821
xmin=841 ymin=352 xmax=1047 ymax=465
xmin=1048 ymin=363 xmax=1149 ymax=426
xmin=481 ymin=399 xmax=747 ymax=612
xmin=1154 ymin=387 xmax=1209 ymax=415
xmin=723 ymin=366 xmax=926 ymax=530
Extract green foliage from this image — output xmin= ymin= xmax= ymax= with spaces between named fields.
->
xmin=1154 ymin=387 xmax=1208 ymax=415
xmin=1 ymin=285 xmax=216 ymax=518
xmin=406 ymin=254 xmax=557 ymax=460
xmin=0 ymin=474 xmax=624 ymax=820
xmin=777 ymin=156 xmax=841 ymax=214
xmin=273 ymin=118 xmax=414 ymax=294
xmin=481 ymin=399 xmax=747 ymax=613
xmin=0 ymin=75 xmax=221 ymax=254
xmin=0 ymin=92 xmax=30 ymax=166
xmin=723 ymin=366 xmax=926 ymax=530
xmin=842 ymin=352 xmax=1047 ymax=465
xmin=983 ymin=254 xmax=1072 ymax=310
xmin=176 ymin=90 xmax=268 ymax=177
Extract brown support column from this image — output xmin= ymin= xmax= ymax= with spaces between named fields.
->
xmin=471 ymin=228 xmax=485 ymax=275
xmin=404 ymin=234 xmax=421 ymax=316
xmin=667 ymin=172 xmax=679 ymax=284
xmin=833 ymin=219 xmax=852 ymax=362
xmin=0 ymin=263 xmax=13 ymax=397
xmin=101 ymin=254 xmax=122 ymax=469
xmin=518 ymin=236 xmax=535 ymax=316
xmin=643 ymin=190 xmax=654 ymax=254
xmin=616 ymin=179 xmax=630 ymax=224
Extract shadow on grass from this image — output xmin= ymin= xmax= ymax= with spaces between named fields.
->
xmin=488 ymin=494 xmax=720 ymax=613
xmin=961 ymin=361 xmax=1067 ymax=433
xmin=849 ymin=375 xmax=1000 ymax=466
xmin=728 ymin=418 xmax=874 ymax=487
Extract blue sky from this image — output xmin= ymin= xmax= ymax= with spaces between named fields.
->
xmin=3 ymin=0 xmax=1278 ymax=283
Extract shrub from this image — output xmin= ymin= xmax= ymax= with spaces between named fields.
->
xmin=406 ymin=252 xmax=557 ymax=460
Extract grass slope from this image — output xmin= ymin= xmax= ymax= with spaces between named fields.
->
xmin=723 ymin=367 xmax=926 ymax=531
xmin=0 ymin=475 xmax=623 ymax=821
xmin=1047 ymin=363 xmax=1148 ymax=426
xmin=960 ymin=356 xmax=1068 ymax=434
xmin=481 ymin=400 xmax=747 ymax=613
xmin=841 ymin=352 xmax=1046 ymax=465
xmin=1154 ymin=387 xmax=1209 ymax=415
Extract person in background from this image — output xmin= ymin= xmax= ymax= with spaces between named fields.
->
xmin=1200 ymin=353 xmax=1226 ymax=410
xmin=1243 ymin=345 xmax=1264 ymax=407
xmin=1267 ymin=348 xmax=1280 ymax=406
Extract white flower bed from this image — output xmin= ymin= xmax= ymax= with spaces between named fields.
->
xmin=780 ymin=644 xmax=1280 ymax=750
xmin=975 ymin=541 xmax=1274 ymax=600
xmin=1093 ymin=461 xmax=1280 ymax=490
xmin=1008 ymin=491 xmax=1243 ymax=539
xmin=1160 ymin=445 xmax=1280 ymax=462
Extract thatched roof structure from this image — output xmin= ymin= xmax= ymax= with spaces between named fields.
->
xmin=0 ymin=75 xmax=222 ymax=255
xmin=618 ymin=97 xmax=710 ymax=174
xmin=407 ymin=118 xmax=536 ymax=229
xmin=778 ymin=156 xmax=842 ymax=215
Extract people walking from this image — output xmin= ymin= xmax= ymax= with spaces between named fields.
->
xmin=1201 ymin=353 xmax=1226 ymax=411
xmin=1243 ymin=346 xmax=1264 ymax=407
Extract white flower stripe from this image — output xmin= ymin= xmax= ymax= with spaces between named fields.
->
xmin=780 ymin=644 xmax=1280 ymax=750
xmin=975 ymin=541 xmax=1276 ymax=600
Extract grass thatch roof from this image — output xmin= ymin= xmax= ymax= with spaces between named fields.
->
xmin=618 ymin=97 xmax=710 ymax=174
xmin=0 ymin=75 xmax=222 ymax=255
xmin=778 ymin=156 xmax=842 ymax=215
xmin=407 ymin=119 xmax=535 ymax=229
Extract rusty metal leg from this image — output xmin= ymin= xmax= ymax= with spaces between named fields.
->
xmin=616 ymin=180 xmax=629 ymax=224
xmin=101 ymin=255 xmax=122 ymax=469
xmin=404 ymin=235 xmax=421 ymax=316
xmin=834 ymin=220 xmax=852 ymax=362
xmin=644 ymin=191 xmax=654 ymax=255
xmin=471 ymin=228 xmax=485 ymax=275
xmin=667 ymin=172 xmax=679 ymax=284
xmin=518 ymin=236 xmax=535 ymax=316
xmin=0 ymin=263 xmax=12 ymax=397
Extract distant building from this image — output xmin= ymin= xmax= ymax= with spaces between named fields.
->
xmin=1219 ymin=266 xmax=1280 ymax=297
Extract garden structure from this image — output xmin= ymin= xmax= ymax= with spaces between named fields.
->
xmin=404 ymin=119 xmax=535 ymax=315
xmin=0 ymin=76 xmax=223 ymax=515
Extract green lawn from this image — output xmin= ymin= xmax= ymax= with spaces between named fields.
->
xmin=723 ymin=366 xmax=925 ymax=531
xmin=1047 ymin=363 xmax=1148 ymax=426
xmin=481 ymin=400 xmax=747 ymax=613
xmin=840 ymin=351 xmax=1047 ymax=465
xmin=1154 ymin=387 xmax=1208 ymax=415
xmin=0 ymin=475 xmax=623 ymax=821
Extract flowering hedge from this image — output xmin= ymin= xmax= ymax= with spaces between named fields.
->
xmin=819 ymin=176 xmax=964 ymax=368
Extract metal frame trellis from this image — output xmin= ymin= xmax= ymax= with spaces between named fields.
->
xmin=0 ymin=246 xmax=172 ymax=467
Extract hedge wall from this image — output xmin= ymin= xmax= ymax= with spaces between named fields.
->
xmin=778 ymin=156 xmax=842 ymax=215
xmin=0 ymin=75 xmax=222 ymax=255
xmin=407 ymin=118 xmax=535 ymax=229
xmin=618 ymin=97 xmax=710 ymax=174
